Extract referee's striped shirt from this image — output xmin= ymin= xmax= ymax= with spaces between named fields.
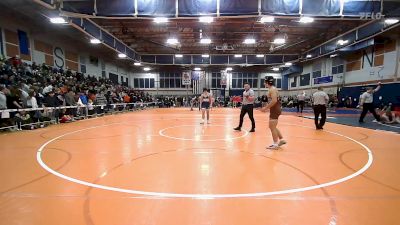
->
xmin=312 ymin=91 xmax=329 ymax=105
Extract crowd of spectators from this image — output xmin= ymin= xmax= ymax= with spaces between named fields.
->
xmin=0 ymin=55 xmax=154 ymax=130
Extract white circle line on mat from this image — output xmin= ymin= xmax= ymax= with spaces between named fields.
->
xmin=36 ymin=122 xmax=373 ymax=199
xmin=158 ymin=124 xmax=249 ymax=141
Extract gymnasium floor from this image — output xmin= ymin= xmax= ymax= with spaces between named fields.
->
xmin=1 ymin=108 xmax=400 ymax=225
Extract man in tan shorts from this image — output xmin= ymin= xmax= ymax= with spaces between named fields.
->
xmin=260 ymin=76 xmax=287 ymax=150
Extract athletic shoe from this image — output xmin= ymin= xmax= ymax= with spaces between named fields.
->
xmin=233 ymin=127 xmax=241 ymax=131
xmin=266 ymin=144 xmax=279 ymax=150
xmin=249 ymin=129 xmax=255 ymax=132
xmin=200 ymin=120 xmax=205 ymax=124
xmin=278 ymin=140 xmax=287 ymax=146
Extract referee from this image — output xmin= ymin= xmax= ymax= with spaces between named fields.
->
xmin=358 ymin=82 xmax=382 ymax=123
xmin=312 ymin=87 xmax=329 ymax=130
xmin=234 ymin=82 xmax=256 ymax=132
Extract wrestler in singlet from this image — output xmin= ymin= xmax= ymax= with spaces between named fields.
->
xmin=268 ymin=87 xmax=281 ymax=120
xmin=201 ymin=92 xmax=211 ymax=109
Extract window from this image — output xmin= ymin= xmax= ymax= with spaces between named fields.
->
xmin=332 ymin=64 xmax=344 ymax=74
xmin=80 ymin=65 xmax=86 ymax=74
xmin=211 ymin=72 xmax=224 ymax=88
xmin=332 ymin=57 xmax=344 ymax=75
xmin=276 ymin=78 xmax=282 ymax=88
xmin=134 ymin=78 xmax=139 ymax=87
xmin=300 ymin=73 xmax=310 ymax=86
xmin=133 ymin=78 xmax=155 ymax=89
xmin=260 ymin=77 xmax=281 ymax=88
xmin=291 ymin=77 xmax=297 ymax=88
xmin=150 ymin=79 xmax=154 ymax=88
xmin=312 ymin=61 xmax=322 ymax=78
xmin=312 ymin=70 xmax=322 ymax=78
xmin=159 ymin=72 xmax=184 ymax=88
xmin=139 ymin=79 xmax=145 ymax=88
xmin=231 ymin=72 xmax=258 ymax=89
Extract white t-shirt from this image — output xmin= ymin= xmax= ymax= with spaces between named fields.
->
xmin=242 ymin=89 xmax=255 ymax=105
xmin=26 ymin=97 xmax=38 ymax=109
xmin=360 ymin=92 xmax=374 ymax=104
xmin=312 ymin=91 xmax=329 ymax=105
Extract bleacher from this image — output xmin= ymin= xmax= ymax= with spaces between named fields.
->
xmin=0 ymin=56 xmax=156 ymax=131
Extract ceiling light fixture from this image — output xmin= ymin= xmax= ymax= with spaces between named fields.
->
xmin=299 ymin=17 xmax=314 ymax=23
xmin=385 ymin=18 xmax=399 ymax=25
xmin=118 ymin=53 xmax=127 ymax=58
xmin=194 ymin=67 xmax=201 ymax=71
xmin=199 ymin=16 xmax=214 ymax=23
xmin=260 ymin=16 xmax=275 ymax=23
xmin=234 ymin=54 xmax=243 ymax=58
xmin=337 ymin=39 xmax=349 ymax=45
xmin=175 ymin=54 xmax=183 ymax=58
xmin=200 ymin=38 xmax=212 ymax=44
xmin=256 ymin=54 xmax=264 ymax=58
xmin=273 ymin=38 xmax=286 ymax=44
xmin=166 ymin=38 xmax=179 ymax=45
xmin=330 ymin=54 xmax=338 ymax=58
xmin=134 ymin=62 xmax=141 ymax=66
xmin=143 ymin=67 xmax=151 ymax=71
xmin=226 ymin=67 xmax=233 ymax=71
xmin=306 ymin=54 xmax=312 ymax=58
xmin=285 ymin=62 xmax=293 ymax=66
xmin=202 ymin=54 xmax=210 ymax=58
xmin=50 ymin=17 xmax=67 ymax=24
xmin=243 ymin=38 xmax=256 ymax=44
xmin=154 ymin=17 xmax=168 ymax=23
xmin=272 ymin=67 xmax=279 ymax=71
xmin=90 ymin=38 xmax=101 ymax=44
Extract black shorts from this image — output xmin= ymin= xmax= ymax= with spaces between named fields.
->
xmin=201 ymin=102 xmax=210 ymax=109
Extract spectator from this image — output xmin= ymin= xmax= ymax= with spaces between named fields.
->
xmin=0 ymin=86 xmax=7 ymax=110
xmin=7 ymin=87 xmax=23 ymax=111
xmin=26 ymin=90 xmax=38 ymax=109
xmin=65 ymin=90 xmax=77 ymax=107
xmin=79 ymin=91 xmax=88 ymax=105
xmin=43 ymin=91 xmax=59 ymax=108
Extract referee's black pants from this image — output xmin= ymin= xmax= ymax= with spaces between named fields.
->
xmin=313 ymin=105 xmax=327 ymax=129
xmin=359 ymin=103 xmax=380 ymax=122
xmin=238 ymin=104 xmax=255 ymax=129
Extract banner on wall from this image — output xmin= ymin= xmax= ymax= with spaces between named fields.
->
xmin=220 ymin=71 xmax=228 ymax=86
xmin=182 ymin=71 xmax=191 ymax=85
xmin=191 ymin=71 xmax=205 ymax=80
xmin=17 ymin=30 xmax=30 ymax=55
xmin=53 ymin=46 xmax=65 ymax=69
xmin=314 ymin=75 xmax=333 ymax=84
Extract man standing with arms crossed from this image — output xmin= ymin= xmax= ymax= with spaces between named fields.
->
xmin=312 ymin=87 xmax=329 ymax=130
xmin=234 ymin=82 xmax=256 ymax=132
xmin=358 ymin=82 xmax=382 ymax=123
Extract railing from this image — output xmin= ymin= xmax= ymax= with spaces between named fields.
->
xmin=0 ymin=102 xmax=158 ymax=131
